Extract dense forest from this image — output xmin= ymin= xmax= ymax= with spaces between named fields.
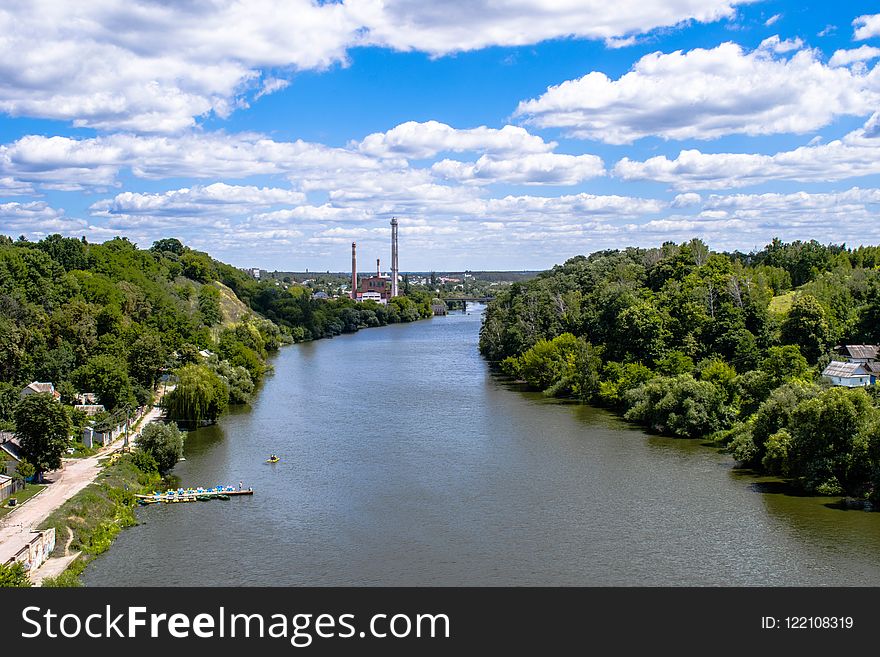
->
xmin=480 ymin=238 xmax=880 ymax=503
xmin=0 ymin=233 xmax=432 ymax=444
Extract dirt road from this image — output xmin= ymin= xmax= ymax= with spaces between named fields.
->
xmin=0 ymin=402 xmax=167 ymax=569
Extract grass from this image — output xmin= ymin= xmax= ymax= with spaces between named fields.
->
xmin=66 ymin=443 xmax=100 ymax=459
xmin=769 ymin=291 xmax=797 ymax=315
xmin=0 ymin=483 xmax=47 ymax=520
xmin=38 ymin=455 xmax=162 ymax=584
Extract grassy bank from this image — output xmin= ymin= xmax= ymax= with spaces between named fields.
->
xmin=0 ymin=484 xmax=47 ymax=520
xmin=37 ymin=454 xmax=162 ymax=586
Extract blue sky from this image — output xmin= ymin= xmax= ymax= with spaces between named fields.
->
xmin=3 ymin=1 xmax=880 ymax=271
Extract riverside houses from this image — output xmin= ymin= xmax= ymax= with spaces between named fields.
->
xmin=822 ymin=345 xmax=880 ymax=387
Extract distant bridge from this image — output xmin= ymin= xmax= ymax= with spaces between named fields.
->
xmin=441 ymin=296 xmax=494 ymax=311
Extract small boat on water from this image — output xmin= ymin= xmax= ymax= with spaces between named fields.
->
xmin=266 ymin=455 xmax=280 ymax=463
xmin=135 ymin=485 xmax=253 ymax=504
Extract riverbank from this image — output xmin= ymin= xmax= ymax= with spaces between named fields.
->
xmin=0 ymin=394 xmax=167 ymax=584
xmin=26 ymin=315 xmax=436 ymax=586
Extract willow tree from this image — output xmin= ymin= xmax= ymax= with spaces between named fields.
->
xmin=163 ymin=364 xmax=228 ymax=427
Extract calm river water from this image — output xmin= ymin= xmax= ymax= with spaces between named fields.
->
xmin=84 ymin=308 xmax=880 ymax=586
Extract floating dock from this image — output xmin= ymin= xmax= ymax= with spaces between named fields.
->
xmin=136 ymin=486 xmax=254 ymax=504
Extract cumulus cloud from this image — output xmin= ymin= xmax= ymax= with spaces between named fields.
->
xmin=0 ymin=1 xmax=759 ymax=133
xmin=89 ymin=183 xmax=306 ymax=217
xmin=431 ymin=152 xmax=605 ymax=185
xmin=613 ymin=114 xmax=880 ymax=189
xmin=674 ymin=188 xmax=880 ymax=244
xmin=360 ymin=0 xmax=756 ymax=54
xmin=356 ymin=121 xmax=554 ymax=159
xmin=0 ymin=0 xmax=364 ymax=133
xmin=515 ymin=40 xmax=880 ymax=143
xmin=829 ymin=46 xmax=880 ymax=67
xmin=0 ymin=201 xmax=86 ymax=234
xmin=0 ymin=132 xmax=398 ymax=191
xmin=854 ymin=14 xmax=880 ymax=41
xmin=672 ymin=192 xmax=702 ymax=207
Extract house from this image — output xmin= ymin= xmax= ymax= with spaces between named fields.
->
xmin=73 ymin=404 xmax=106 ymax=416
xmin=20 ymin=381 xmax=61 ymax=400
xmin=821 ymin=361 xmax=872 ymax=387
xmin=312 ymin=291 xmax=329 ymax=300
xmin=834 ymin=345 xmax=880 ymax=385
xmin=82 ymin=424 xmax=124 ymax=448
xmin=0 ymin=432 xmax=20 ymax=476
xmin=75 ymin=392 xmax=98 ymax=404
xmin=838 ymin=345 xmax=880 ymax=363
xmin=0 ymin=473 xmax=22 ymax=503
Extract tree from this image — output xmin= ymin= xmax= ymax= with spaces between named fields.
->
xmin=760 ymin=345 xmax=811 ymax=388
xmin=128 ymin=331 xmax=167 ymax=388
xmin=13 ymin=459 xmax=35 ymax=483
xmin=788 ymin=387 xmax=877 ymax=494
xmin=136 ymin=421 xmax=184 ymax=474
xmin=14 ymin=393 xmax=71 ymax=481
xmin=73 ymin=354 xmax=136 ymax=411
xmin=198 ymin=285 xmax=222 ymax=327
xmin=748 ymin=381 xmax=820 ymax=469
xmin=163 ymin=364 xmax=229 ymax=426
xmin=780 ymin=295 xmax=832 ymax=363
xmin=150 ymin=238 xmax=185 ymax=256
xmin=623 ymin=375 xmax=730 ymax=438
xmin=656 ymin=351 xmax=695 ymax=377
xmin=0 ymin=561 xmax=31 ymax=587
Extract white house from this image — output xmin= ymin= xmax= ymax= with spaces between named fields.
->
xmin=821 ymin=361 xmax=872 ymax=387
xmin=20 ymin=381 xmax=61 ymax=400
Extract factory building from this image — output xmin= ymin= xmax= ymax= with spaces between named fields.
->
xmin=350 ymin=218 xmax=401 ymax=304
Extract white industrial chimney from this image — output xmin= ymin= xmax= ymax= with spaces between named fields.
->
xmin=390 ymin=217 xmax=399 ymax=297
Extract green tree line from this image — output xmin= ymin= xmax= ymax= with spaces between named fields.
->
xmin=480 ymin=238 xmax=880 ymax=502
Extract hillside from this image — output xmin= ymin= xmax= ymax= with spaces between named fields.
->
xmin=0 ymin=234 xmax=433 ymax=432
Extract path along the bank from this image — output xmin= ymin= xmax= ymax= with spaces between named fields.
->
xmin=0 ymin=393 xmax=171 ymax=583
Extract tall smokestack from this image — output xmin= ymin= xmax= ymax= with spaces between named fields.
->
xmin=377 ymin=258 xmax=380 ymax=277
xmin=351 ymin=242 xmax=357 ymax=300
xmin=390 ymin=217 xmax=399 ymax=297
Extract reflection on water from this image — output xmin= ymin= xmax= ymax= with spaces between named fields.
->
xmin=84 ymin=308 xmax=880 ymax=586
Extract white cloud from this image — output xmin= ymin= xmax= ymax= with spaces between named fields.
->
xmin=0 ymin=1 xmax=364 ymax=133
xmin=89 ymin=183 xmax=306 ymax=217
xmin=854 ymin=14 xmax=880 ymax=41
xmin=673 ymin=188 xmax=880 ymax=244
xmin=764 ymin=14 xmax=781 ymax=27
xmin=432 ymin=152 xmax=605 ymax=185
xmin=0 ymin=1 xmax=760 ymax=133
xmin=0 ymin=201 xmax=86 ymax=235
xmin=481 ymin=193 xmax=664 ymax=220
xmin=360 ymin=1 xmax=757 ymax=54
xmin=515 ymin=40 xmax=880 ymax=143
xmin=672 ymin=192 xmax=702 ymax=207
xmin=757 ymin=35 xmax=802 ymax=54
xmin=253 ymin=77 xmax=291 ymax=101
xmin=357 ymin=121 xmax=554 ymax=159
xmin=829 ymin=46 xmax=880 ymax=67
xmin=613 ymin=114 xmax=880 ymax=189
xmin=0 ymin=132 xmax=398 ymax=191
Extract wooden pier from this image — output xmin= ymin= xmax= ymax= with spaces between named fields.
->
xmin=136 ymin=487 xmax=254 ymax=504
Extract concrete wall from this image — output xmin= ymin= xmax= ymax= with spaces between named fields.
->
xmin=4 ymin=528 xmax=56 ymax=573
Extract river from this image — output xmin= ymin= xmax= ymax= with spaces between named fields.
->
xmin=83 ymin=308 xmax=880 ymax=586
